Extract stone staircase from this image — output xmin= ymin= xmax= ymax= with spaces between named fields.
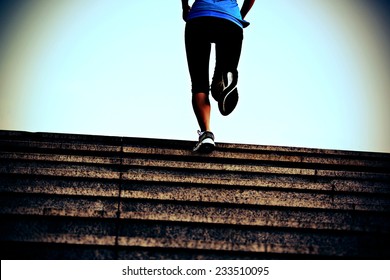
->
xmin=1 ymin=130 xmax=389 ymax=259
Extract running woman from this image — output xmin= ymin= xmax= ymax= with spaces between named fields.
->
xmin=182 ymin=0 xmax=255 ymax=153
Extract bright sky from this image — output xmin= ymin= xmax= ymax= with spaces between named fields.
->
xmin=1 ymin=0 xmax=390 ymax=153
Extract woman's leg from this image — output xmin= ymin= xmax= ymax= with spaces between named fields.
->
xmin=192 ymin=93 xmax=211 ymax=132
xmin=185 ymin=19 xmax=212 ymax=132
xmin=214 ymin=20 xmax=243 ymax=83
xmin=212 ymin=19 xmax=243 ymax=115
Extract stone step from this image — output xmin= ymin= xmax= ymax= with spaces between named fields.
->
xmin=1 ymin=176 xmax=389 ymax=212
xmin=2 ymin=153 xmax=389 ymax=194
xmin=1 ymin=192 xmax=389 ymax=233
xmin=1 ymin=215 xmax=387 ymax=258
xmin=1 ymin=131 xmax=389 ymax=172
xmin=2 ymin=151 xmax=390 ymax=180
xmin=1 ymin=130 xmax=389 ymax=259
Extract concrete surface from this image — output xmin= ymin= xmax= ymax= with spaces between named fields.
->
xmin=1 ymin=130 xmax=389 ymax=259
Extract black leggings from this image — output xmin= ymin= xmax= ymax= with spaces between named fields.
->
xmin=185 ymin=17 xmax=243 ymax=94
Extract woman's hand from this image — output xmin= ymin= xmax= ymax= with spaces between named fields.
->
xmin=182 ymin=4 xmax=191 ymax=22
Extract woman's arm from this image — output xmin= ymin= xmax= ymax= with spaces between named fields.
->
xmin=181 ymin=0 xmax=191 ymax=21
xmin=241 ymin=0 xmax=255 ymax=19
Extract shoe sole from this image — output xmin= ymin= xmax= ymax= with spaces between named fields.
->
xmin=219 ymin=87 xmax=239 ymax=116
xmin=218 ymin=72 xmax=239 ymax=116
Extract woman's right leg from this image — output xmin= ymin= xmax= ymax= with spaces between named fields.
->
xmin=212 ymin=19 xmax=243 ymax=115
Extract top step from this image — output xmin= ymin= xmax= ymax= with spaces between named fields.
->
xmin=1 ymin=130 xmax=390 ymax=173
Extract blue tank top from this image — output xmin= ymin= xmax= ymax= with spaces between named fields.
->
xmin=187 ymin=0 xmax=250 ymax=28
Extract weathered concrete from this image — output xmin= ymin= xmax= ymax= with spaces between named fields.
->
xmin=0 ymin=130 xmax=389 ymax=259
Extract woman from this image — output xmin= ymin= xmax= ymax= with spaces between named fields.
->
xmin=182 ymin=0 xmax=255 ymax=153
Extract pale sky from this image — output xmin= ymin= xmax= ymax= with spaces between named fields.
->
xmin=1 ymin=0 xmax=390 ymax=153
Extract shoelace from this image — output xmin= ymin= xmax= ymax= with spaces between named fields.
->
xmin=197 ymin=130 xmax=212 ymax=137
xmin=197 ymin=130 xmax=214 ymax=141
